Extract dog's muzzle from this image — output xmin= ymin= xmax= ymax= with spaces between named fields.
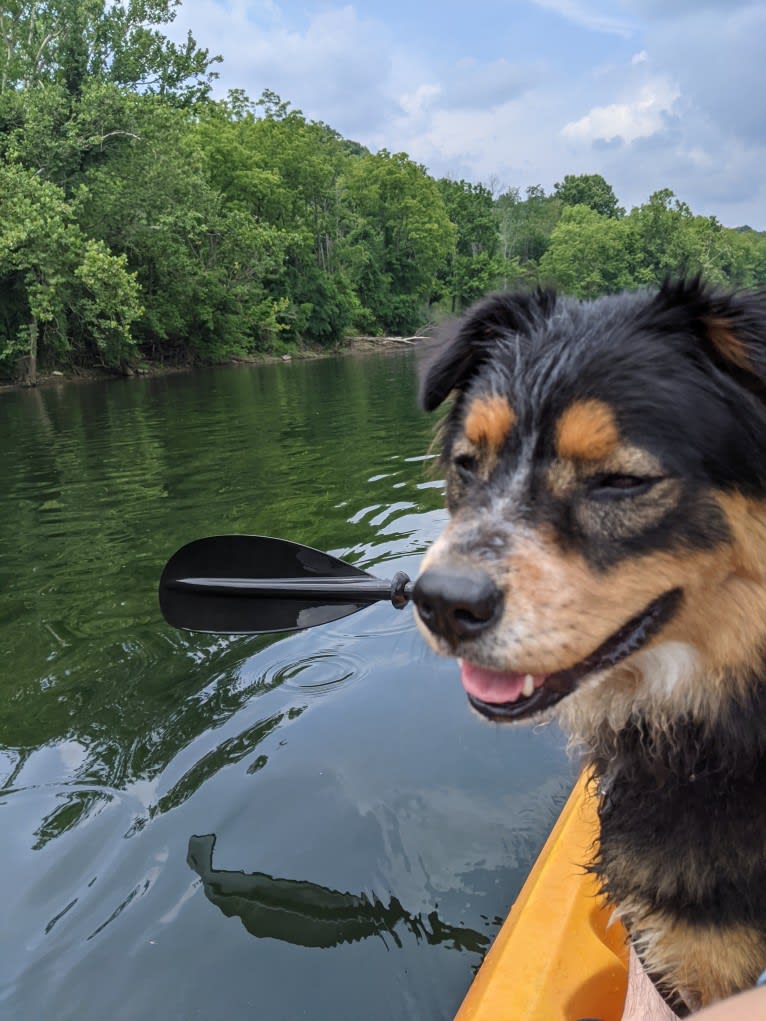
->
xmin=413 ymin=561 xmax=684 ymax=723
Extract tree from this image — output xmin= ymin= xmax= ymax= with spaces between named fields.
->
xmin=722 ymin=228 xmax=766 ymax=288
xmin=75 ymin=96 xmax=295 ymax=359
xmin=629 ymin=190 xmax=733 ymax=286
xmin=195 ymin=93 xmax=361 ymax=345
xmin=0 ymin=2 xmax=220 ymax=199
xmin=539 ymin=204 xmax=639 ymax=298
xmin=494 ymin=185 xmax=562 ymax=283
xmin=3 ymin=0 xmax=764 ymax=378
xmin=0 ymin=163 xmax=141 ymax=380
xmin=342 ymin=151 xmax=455 ymax=333
xmin=0 ymin=0 xmax=223 ymax=378
xmin=0 ymin=0 xmax=220 ymax=103
xmin=73 ymin=239 xmax=144 ymax=367
xmin=553 ymin=174 xmax=624 ymax=218
xmin=437 ymin=178 xmax=503 ymax=311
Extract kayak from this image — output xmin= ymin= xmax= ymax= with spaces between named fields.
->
xmin=455 ymin=772 xmax=629 ymax=1021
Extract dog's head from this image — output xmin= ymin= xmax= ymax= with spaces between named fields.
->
xmin=414 ymin=280 xmax=766 ymax=732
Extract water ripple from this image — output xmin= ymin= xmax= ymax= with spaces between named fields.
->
xmin=261 ymin=650 xmax=368 ymax=696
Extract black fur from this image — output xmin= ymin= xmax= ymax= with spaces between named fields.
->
xmin=593 ymin=680 xmax=766 ymax=929
xmin=592 ymin=681 xmax=766 ymax=1015
xmin=419 ymin=288 xmax=557 ymax=411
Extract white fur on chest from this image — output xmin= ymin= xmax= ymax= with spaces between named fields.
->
xmin=633 ymin=641 xmax=700 ymax=703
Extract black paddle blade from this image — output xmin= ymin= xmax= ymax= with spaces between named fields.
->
xmin=159 ymin=534 xmax=411 ymax=635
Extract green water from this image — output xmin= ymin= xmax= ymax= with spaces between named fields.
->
xmin=0 ymin=352 xmax=571 ymax=1021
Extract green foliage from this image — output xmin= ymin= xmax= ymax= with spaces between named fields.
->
xmin=627 ymin=189 xmax=734 ymax=286
xmin=342 ymin=150 xmax=455 ymax=333
xmin=0 ymin=0 xmax=764 ymax=381
xmin=553 ymin=173 xmax=624 ymax=218
xmin=722 ymin=228 xmax=766 ymax=288
xmin=488 ymin=179 xmax=766 ymax=300
xmin=0 ymin=0 xmax=220 ymax=103
xmin=73 ymin=240 xmax=142 ymax=366
xmin=494 ymin=185 xmax=563 ymax=280
xmin=0 ymin=162 xmax=139 ymax=373
xmin=539 ymin=205 xmax=639 ymax=297
xmin=72 ymin=94 xmax=296 ymax=358
xmin=193 ymin=95 xmax=364 ymax=346
xmin=437 ymin=178 xmax=503 ymax=311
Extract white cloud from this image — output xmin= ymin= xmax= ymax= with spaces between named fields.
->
xmin=399 ymin=83 xmax=441 ymax=119
xmin=562 ymin=77 xmax=680 ymax=144
xmin=640 ymin=4 xmax=766 ymax=145
xmin=530 ymin=0 xmax=635 ymax=37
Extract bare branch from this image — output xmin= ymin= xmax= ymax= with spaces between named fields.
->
xmin=96 ymin=131 xmax=143 ymax=146
xmin=350 ymin=335 xmax=430 ymax=345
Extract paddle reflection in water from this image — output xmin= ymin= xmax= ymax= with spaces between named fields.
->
xmin=188 ymin=833 xmax=490 ymax=953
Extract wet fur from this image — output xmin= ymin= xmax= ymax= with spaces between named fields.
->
xmin=417 ymin=279 xmax=766 ymax=1014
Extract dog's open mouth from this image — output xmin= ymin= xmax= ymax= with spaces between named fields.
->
xmin=462 ymin=587 xmax=683 ymax=722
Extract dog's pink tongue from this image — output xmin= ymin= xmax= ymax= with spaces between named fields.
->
xmin=460 ymin=661 xmax=544 ymax=704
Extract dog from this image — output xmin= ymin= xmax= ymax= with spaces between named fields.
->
xmin=411 ymin=278 xmax=766 ymax=1015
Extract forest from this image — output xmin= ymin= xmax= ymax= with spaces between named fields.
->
xmin=2 ymin=0 xmax=766 ymax=384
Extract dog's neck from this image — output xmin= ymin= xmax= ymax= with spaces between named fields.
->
xmin=582 ymin=669 xmax=766 ymax=788
xmin=556 ymin=638 xmax=766 ymax=785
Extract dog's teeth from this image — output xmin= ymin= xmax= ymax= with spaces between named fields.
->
xmin=522 ymin=674 xmax=535 ymax=698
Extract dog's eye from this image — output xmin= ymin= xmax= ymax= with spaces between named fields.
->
xmin=453 ymin=453 xmax=479 ymax=481
xmin=587 ymin=474 xmax=660 ymax=500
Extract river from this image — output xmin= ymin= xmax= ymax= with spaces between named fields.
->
xmin=0 ymin=351 xmax=572 ymax=1020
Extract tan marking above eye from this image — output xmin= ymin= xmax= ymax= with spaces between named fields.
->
xmin=556 ymin=399 xmax=619 ymax=461
xmin=706 ymin=315 xmax=751 ymax=372
xmin=464 ymin=394 xmax=516 ymax=450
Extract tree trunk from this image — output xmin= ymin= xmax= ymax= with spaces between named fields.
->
xmin=20 ymin=317 xmax=39 ymax=386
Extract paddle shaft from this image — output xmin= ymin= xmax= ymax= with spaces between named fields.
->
xmin=167 ymin=575 xmax=412 ymax=602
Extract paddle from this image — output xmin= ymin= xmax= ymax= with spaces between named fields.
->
xmin=159 ymin=534 xmax=413 ymax=634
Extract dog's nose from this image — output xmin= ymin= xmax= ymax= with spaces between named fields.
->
xmin=413 ymin=566 xmax=503 ymax=644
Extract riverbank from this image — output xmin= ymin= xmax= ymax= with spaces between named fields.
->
xmin=0 ymin=333 xmax=432 ymax=394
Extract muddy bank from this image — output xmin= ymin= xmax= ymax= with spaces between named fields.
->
xmin=0 ymin=334 xmax=431 ymax=394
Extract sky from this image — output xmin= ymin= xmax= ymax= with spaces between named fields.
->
xmin=168 ymin=0 xmax=766 ymax=229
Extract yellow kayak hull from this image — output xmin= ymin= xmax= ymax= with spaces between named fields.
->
xmin=455 ymin=772 xmax=629 ymax=1021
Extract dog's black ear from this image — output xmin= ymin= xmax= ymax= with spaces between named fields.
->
xmin=419 ymin=289 xmax=556 ymax=411
xmin=648 ymin=278 xmax=766 ymax=398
